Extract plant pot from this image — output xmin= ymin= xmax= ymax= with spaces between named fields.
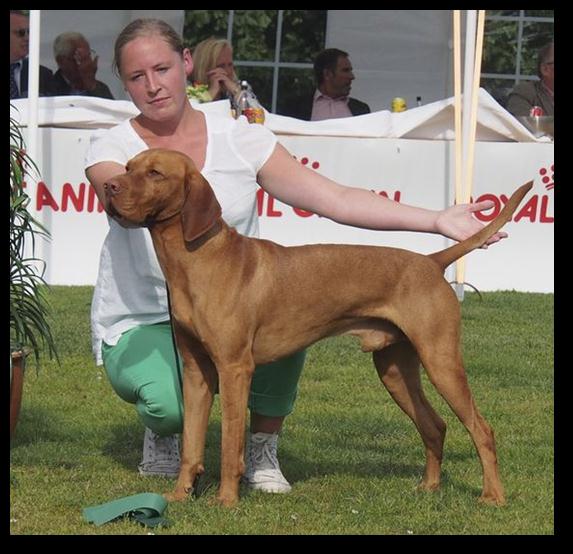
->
xmin=10 ymin=350 xmax=27 ymax=440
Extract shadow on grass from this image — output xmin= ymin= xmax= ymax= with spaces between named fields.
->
xmin=282 ymin=440 xmax=471 ymax=486
xmin=101 ymin=420 xmax=225 ymax=472
xmin=99 ymin=415 xmax=478 ymax=499
xmin=11 ymin=406 xmax=78 ymax=451
xmin=101 ymin=422 xmax=145 ymax=471
xmin=12 ymin=406 xmax=479 ymax=499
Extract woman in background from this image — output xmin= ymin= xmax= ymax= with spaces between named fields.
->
xmin=189 ymin=37 xmax=240 ymax=102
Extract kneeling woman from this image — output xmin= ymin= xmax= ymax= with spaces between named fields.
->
xmin=85 ymin=18 xmax=506 ymax=494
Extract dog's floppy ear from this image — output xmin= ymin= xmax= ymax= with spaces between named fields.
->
xmin=181 ymin=161 xmax=222 ymax=243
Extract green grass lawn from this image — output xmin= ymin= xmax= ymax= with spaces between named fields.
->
xmin=10 ymin=286 xmax=554 ymax=535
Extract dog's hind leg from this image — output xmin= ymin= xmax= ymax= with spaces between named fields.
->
xmin=373 ymin=341 xmax=447 ymax=492
xmin=413 ymin=318 xmax=505 ymax=506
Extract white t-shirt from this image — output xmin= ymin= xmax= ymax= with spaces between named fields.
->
xmin=84 ymin=112 xmax=278 ymax=364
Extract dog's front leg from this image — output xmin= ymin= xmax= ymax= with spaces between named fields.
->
xmin=164 ymin=342 xmax=217 ymax=502
xmin=216 ymin=357 xmax=255 ymax=507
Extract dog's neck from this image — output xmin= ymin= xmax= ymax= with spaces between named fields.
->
xmin=144 ymin=207 xmax=182 ymax=227
xmin=147 ymin=215 xmax=246 ymax=328
xmin=148 ymin=215 xmax=234 ymax=278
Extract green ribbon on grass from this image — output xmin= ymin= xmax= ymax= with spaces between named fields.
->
xmin=83 ymin=493 xmax=171 ymax=528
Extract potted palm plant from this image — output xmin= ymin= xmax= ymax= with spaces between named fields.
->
xmin=10 ymin=109 xmax=58 ymax=438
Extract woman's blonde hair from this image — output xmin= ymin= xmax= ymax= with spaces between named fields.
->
xmin=113 ymin=18 xmax=185 ymax=77
xmin=190 ymin=37 xmax=237 ymax=85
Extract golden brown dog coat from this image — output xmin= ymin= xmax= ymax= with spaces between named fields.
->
xmin=104 ymin=148 xmax=532 ymax=507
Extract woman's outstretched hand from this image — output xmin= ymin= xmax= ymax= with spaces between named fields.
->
xmin=435 ymin=200 xmax=508 ymax=248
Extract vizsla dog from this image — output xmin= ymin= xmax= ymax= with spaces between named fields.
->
xmin=104 ymin=148 xmax=532 ymax=507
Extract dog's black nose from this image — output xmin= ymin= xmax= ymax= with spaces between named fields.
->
xmin=103 ymin=180 xmax=121 ymax=196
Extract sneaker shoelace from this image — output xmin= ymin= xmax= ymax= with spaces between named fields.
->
xmin=251 ymin=438 xmax=280 ymax=471
xmin=146 ymin=432 xmax=180 ymax=462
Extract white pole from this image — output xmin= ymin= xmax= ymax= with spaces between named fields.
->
xmin=25 ymin=10 xmax=47 ymax=276
xmin=453 ymin=11 xmax=463 ymax=212
xmin=461 ymin=10 xmax=477 ymax=189
xmin=452 ymin=10 xmax=464 ymax=302
xmin=453 ymin=10 xmax=476 ymax=301
xmin=454 ymin=10 xmax=486 ymax=302
xmin=463 ymin=9 xmax=486 ymax=206
xmin=26 ymin=10 xmax=40 ymax=174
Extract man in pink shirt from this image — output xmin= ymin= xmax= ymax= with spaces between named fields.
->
xmin=279 ymin=48 xmax=370 ymax=121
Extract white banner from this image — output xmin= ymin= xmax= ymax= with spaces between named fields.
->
xmin=13 ymin=95 xmax=553 ymax=292
xmin=22 ymin=129 xmax=553 ymax=292
xmin=260 ymin=137 xmax=553 ymax=293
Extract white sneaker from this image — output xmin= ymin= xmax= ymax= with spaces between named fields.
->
xmin=243 ymin=432 xmax=292 ymax=493
xmin=137 ymin=427 xmax=180 ymax=478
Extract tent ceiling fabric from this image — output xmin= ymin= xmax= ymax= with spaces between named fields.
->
xmin=37 ymin=10 xmax=184 ymax=101
xmin=33 ymin=10 xmax=469 ymax=110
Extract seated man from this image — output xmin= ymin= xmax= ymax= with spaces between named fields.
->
xmin=506 ymin=41 xmax=553 ymax=117
xmin=52 ymin=32 xmax=114 ymax=99
xmin=279 ymin=48 xmax=370 ymax=121
xmin=10 ymin=10 xmax=55 ymax=99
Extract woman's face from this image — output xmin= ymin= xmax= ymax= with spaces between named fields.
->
xmin=119 ymin=34 xmax=192 ymax=121
xmin=215 ymin=45 xmax=235 ymax=79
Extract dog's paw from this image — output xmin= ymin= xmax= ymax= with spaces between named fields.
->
xmin=163 ymin=487 xmax=192 ymax=503
xmin=416 ymin=480 xmax=440 ymax=493
xmin=214 ymin=496 xmax=238 ymax=508
xmin=478 ymin=493 xmax=506 ymax=507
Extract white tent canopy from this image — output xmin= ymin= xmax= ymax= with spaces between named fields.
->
xmin=28 ymin=10 xmax=485 ymax=108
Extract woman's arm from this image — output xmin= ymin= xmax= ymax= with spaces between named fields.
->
xmin=86 ymin=161 xmax=140 ymax=228
xmin=86 ymin=161 xmax=125 ymax=205
xmin=258 ymin=143 xmax=506 ymax=245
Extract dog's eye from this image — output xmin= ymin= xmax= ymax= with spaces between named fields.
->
xmin=148 ymin=169 xmax=163 ymax=178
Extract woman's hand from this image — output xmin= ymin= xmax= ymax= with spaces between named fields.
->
xmin=73 ymin=47 xmax=98 ymax=92
xmin=435 ymin=200 xmax=508 ymax=248
xmin=206 ymin=68 xmax=238 ymax=100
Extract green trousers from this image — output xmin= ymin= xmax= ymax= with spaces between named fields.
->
xmin=102 ymin=322 xmax=306 ymax=436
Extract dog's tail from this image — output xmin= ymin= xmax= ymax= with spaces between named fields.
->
xmin=429 ymin=181 xmax=533 ymax=271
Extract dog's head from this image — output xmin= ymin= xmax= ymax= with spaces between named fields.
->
xmin=104 ymin=148 xmax=222 ymax=242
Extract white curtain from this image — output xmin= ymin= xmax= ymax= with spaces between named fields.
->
xmin=37 ymin=10 xmax=184 ymax=101
xmin=326 ymin=10 xmax=455 ymax=112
